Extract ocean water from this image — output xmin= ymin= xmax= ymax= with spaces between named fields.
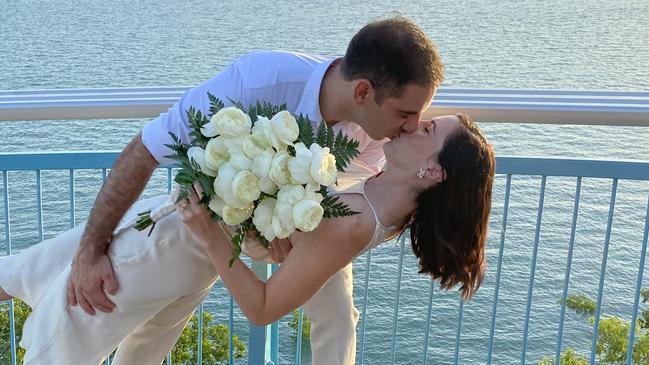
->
xmin=1 ymin=0 xmax=649 ymax=363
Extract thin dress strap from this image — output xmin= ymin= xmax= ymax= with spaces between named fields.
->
xmin=359 ymin=179 xmax=397 ymax=232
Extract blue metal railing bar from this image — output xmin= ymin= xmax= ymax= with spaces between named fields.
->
xmin=453 ymin=298 xmax=464 ymax=365
xmin=197 ymin=302 xmax=204 ymax=365
xmin=228 ymin=296 xmax=234 ymax=365
xmin=36 ymin=171 xmax=43 ymax=242
xmin=555 ymin=177 xmax=582 ymax=363
xmin=421 ymin=281 xmax=435 ymax=364
xmin=3 ymin=171 xmax=17 ymax=365
xmin=389 ymin=234 xmax=407 ymax=364
xmin=295 ymin=308 xmax=304 ymax=365
xmin=69 ymin=170 xmax=75 ymax=228
xmin=486 ymin=174 xmax=512 ymax=365
xmin=625 ymin=194 xmax=649 ymax=365
xmin=520 ymin=176 xmax=547 ymax=364
xmin=589 ymin=179 xmax=618 ymax=364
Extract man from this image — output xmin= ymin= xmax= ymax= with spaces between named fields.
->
xmin=26 ymin=16 xmax=442 ymax=364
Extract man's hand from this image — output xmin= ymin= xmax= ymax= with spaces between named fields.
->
xmin=68 ymin=248 xmax=119 ymax=315
xmin=65 ymin=133 xmax=157 ymax=316
xmin=268 ymin=238 xmax=293 ymax=263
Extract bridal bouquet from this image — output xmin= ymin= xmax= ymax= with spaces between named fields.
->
xmin=133 ymin=94 xmax=360 ymax=264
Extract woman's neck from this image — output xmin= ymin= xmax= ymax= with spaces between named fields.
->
xmin=363 ymin=170 xmax=419 ymax=229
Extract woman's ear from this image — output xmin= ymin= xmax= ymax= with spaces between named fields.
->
xmin=426 ymin=164 xmax=446 ymax=183
xmin=352 ymin=79 xmax=373 ymax=105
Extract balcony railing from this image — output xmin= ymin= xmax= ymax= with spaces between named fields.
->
xmin=1 ymin=87 xmax=649 ymax=364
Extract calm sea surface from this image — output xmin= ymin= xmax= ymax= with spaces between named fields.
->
xmin=1 ymin=1 xmax=649 ymax=363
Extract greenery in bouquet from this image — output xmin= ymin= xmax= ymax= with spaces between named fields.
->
xmin=134 ymin=94 xmax=360 ymax=265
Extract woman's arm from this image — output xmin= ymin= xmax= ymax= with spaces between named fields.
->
xmin=180 ymin=183 xmax=373 ymax=326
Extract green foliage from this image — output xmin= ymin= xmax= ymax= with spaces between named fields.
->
xmin=207 ymin=93 xmax=225 ymax=116
xmin=595 ymin=316 xmax=631 ymax=363
xmin=538 ymin=348 xmax=589 ymax=365
xmin=1 ymin=300 xmax=245 ymax=365
xmin=320 ymin=190 xmax=359 ymax=219
xmin=331 ymin=129 xmax=360 ymax=171
xmin=295 ymin=115 xmax=315 ymax=147
xmin=171 ymin=310 xmax=246 ymax=364
xmin=311 ymin=120 xmax=359 ymax=172
xmin=186 ymin=106 xmax=211 ymax=149
xmin=541 ymin=292 xmax=649 ymax=364
xmin=0 ymin=300 xmax=29 ymax=364
xmin=246 ymin=100 xmax=287 ymax=122
xmin=565 ymin=293 xmax=596 ymax=317
xmin=288 ymin=309 xmax=311 ymax=340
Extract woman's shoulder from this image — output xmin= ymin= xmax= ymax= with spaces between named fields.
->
xmin=317 ymin=192 xmax=377 ymax=252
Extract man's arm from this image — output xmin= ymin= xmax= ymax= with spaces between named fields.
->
xmin=67 ymin=133 xmax=158 ymax=315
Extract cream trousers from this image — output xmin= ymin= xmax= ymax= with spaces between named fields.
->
xmin=0 ymin=195 xmax=358 ymax=365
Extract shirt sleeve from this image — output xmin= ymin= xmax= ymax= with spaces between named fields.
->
xmin=141 ymin=62 xmax=244 ymax=165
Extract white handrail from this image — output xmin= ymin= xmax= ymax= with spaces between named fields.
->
xmin=0 ymin=87 xmax=647 ymax=126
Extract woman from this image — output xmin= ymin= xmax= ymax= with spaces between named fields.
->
xmin=0 ymin=113 xmax=494 ymax=364
xmin=178 ymin=113 xmax=494 ymax=327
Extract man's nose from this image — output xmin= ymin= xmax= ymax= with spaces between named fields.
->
xmin=401 ymin=117 xmax=420 ymax=133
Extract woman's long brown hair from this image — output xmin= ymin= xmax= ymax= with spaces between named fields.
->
xmin=407 ymin=113 xmax=495 ymax=299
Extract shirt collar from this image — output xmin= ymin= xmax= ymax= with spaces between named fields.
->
xmin=295 ymin=57 xmax=338 ymax=124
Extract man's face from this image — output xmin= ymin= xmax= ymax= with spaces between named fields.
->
xmin=362 ymin=84 xmax=436 ymax=140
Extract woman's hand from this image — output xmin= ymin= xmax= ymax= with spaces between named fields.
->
xmin=176 ymin=182 xmax=222 ymax=247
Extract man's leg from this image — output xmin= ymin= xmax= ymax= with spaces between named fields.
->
xmin=111 ymin=281 xmax=216 ymax=365
xmin=303 ymin=263 xmax=358 ymax=365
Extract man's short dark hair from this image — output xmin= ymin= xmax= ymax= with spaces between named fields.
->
xmin=341 ymin=17 xmax=445 ymax=104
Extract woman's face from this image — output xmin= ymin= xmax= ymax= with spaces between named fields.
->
xmin=384 ymin=114 xmax=460 ymax=171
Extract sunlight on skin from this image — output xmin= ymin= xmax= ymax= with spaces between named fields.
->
xmin=0 ymin=286 xmax=12 ymax=301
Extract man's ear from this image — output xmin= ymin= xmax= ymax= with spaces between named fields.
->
xmin=427 ymin=164 xmax=446 ymax=183
xmin=352 ymin=79 xmax=373 ymax=105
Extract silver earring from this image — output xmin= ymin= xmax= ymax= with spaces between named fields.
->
xmin=416 ymin=168 xmax=425 ymax=179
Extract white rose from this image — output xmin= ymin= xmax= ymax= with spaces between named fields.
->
xmin=224 ymin=138 xmax=252 ymax=171
xmin=208 ymin=195 xmax=225 ymax=216
xmin=213 ymin=163 xmax=246 ymax=208
xmin=256 ymin=116 xmax=286 ymax=151
xmin=251 ymin=149 xmax=278 ymax=195
xmin=304 ymin=184 xmax=324 ymax=203
xmin=268 ymin=151 xmax=292 ymax=186
xmin=200 ymin=117 xmax=219 ymax=138
xmin=276 ymin=184 xmax=306 ymax=205
xmin=242 ymin=133 xmax=271 ymax=159
xmin=270 ymin=111 xmax=299 ymax=146
xmin=204 ymin=137 xmax=229 ymax=171
xmin=252 ymin=198 xmax=277 ymax=242
xmin=272 ymin=201 xmax=295 ymax=239
xmin=288 ymin=142 xmax=319 ymax=186
xmin=211 ymin=107 xmax=252 ymax=138
xmin=309 ymin=144 xmax=338 ymax=186
xmin=187 ymin=146 xmax=218 ymax=177
xmin=222 ymin=202 xmax=254 ymax=226
xmin=232 ymin=170 xmax=261 ymax=204
xmin=292 ymin=199 xmax=324 ymax=232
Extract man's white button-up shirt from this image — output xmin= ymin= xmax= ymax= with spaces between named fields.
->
xmin=142 ymin=50 xmax=387 ymax=172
